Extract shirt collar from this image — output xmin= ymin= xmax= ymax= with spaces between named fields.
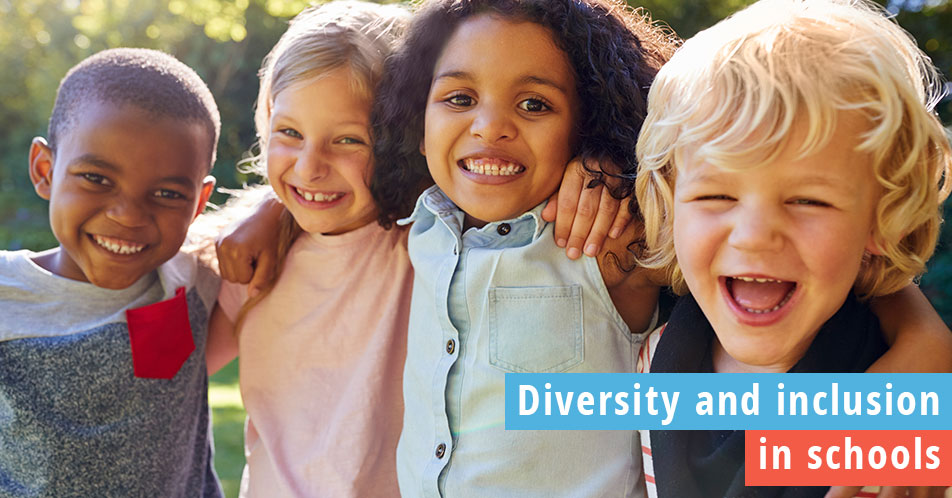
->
xmin=400 ymin=186 xmax=549 ymax=246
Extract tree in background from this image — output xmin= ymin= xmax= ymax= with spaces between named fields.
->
xmin=0 ymin=0 xmax=949 ymax=321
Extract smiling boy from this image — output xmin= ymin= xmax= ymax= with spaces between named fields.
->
xmin=633 ymin=0 xmax=951 ymax=496
xmin=0 ymin=48 xmax=222 ymax=496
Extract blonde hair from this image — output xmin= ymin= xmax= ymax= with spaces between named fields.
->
xmin=635 ymin=0 xmax=951 ymax=298
xmin=233 ymin=0 xmax=408 ymax=332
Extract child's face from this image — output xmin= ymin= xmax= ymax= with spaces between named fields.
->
xmin=29 ymin=101 xmax=214 ymax=290
xmin=423 ymin=14 xmax=578 ymax=226
xmin=673 ymin=115 xmax=880 ymax=372
xmin=267 ymin=67 xmax=377 ymax=235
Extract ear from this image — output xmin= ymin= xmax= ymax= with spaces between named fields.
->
xmin=29 ymin=137 xmax=54 ymax=200
xmin=865 ymin=230 xmax=884 ymax=256
xmin=192 ymin=175 xmax=216 ymax=221
xmin=418 ymin=139 xmax=426 ymax=157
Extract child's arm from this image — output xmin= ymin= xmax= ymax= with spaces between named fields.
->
xmin=597 ymin=221 xmax=663 ymax=334
xmin=206 ymin=303 xmax=238 ymax=375
xmin=541 ymin=158 xmax=633 ymax=260
xmin=216 ymin=191 xmax=285 ymax=295
xmin=867 ymin=285 xmax=952 ymax=373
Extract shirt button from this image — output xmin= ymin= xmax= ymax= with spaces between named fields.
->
xmin=435 ymin=443 xmax=446 ymax=459
xmin=446 ymin=339 xmax=456 ymax=354
xmin=497 ymin=223 xmax=511 ymax=236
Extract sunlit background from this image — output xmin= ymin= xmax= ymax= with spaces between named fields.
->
xmin=1 ymin=0 xmax=949 ymax=495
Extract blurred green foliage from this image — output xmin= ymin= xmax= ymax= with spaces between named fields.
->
xmin=0 ymin=0 xmax=949 ymax=289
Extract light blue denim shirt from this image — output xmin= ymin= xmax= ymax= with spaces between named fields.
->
xmin=397 ymin=186 xmax=648 ymax=498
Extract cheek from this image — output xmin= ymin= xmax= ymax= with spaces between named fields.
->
xmin=672 ymin=205 xmax=706 ymax=269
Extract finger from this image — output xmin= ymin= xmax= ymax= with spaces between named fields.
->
xmin=609 ymin=196 xmax=634 ymax=239
xmin=216 ymin=242 xmax=252 ymax=284
xmin=877 ymin=487 xmax=909 ymax=498
xmin=554 ymin=159 xmax=585 ymax=248
xmin=231 ymin=251 xmax=256 ymax=284
xmin=248 ymin=251 xmax=277 ymax=298
xmin=565 ymin=182 xmax=601 ymax=259
xmin=825 ymin=486 xmax=862 ymax=498
xmin=582 ymin=185 xmax=621 ymax=256
xmin=542 ymin=191 xmax=559 ymax=223
xmin=906 ymin=487 xmax=943 ymax=498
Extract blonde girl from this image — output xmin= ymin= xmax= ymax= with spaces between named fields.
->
xmin=206 ymin=3 xmax=411 ymax=496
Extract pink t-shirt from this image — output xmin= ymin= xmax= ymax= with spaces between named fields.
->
xmin=218 ymin=222 xmax=412 ymax=498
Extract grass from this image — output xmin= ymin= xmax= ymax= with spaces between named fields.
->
xmin=209 ymin=359 xmax=246 ymax=498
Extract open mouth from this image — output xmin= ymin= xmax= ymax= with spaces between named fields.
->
xmin=723 ymin=276 xmax=797 ymax=315
xmin=459 ymin=158 xmax=526 ymax=177
xmin=293 ymin=187 xmax=344 ymax=203
xmin=91 ymin=234 xmax=146 ymax=255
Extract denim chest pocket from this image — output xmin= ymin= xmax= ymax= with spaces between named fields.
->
xmin=488 ymin=285 xmax=583 ymax=373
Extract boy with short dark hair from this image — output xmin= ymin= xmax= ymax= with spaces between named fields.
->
xmin=0 ymin=47 xmax=223 ymax=497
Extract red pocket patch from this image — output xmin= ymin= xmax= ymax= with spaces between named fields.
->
xmin=126 ymin=286 xmax=196 ymax=379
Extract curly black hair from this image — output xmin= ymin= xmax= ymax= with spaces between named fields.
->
xmin=370 ymin=0 xmax=677 ymax=227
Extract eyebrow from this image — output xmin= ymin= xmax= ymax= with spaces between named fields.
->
xmin=433 ymin=70 xmax=571 ymax=95
xmin=68 ymin=153 xmax=198 ymax=189
xmin=788 ymin=174 xmax=855 ymax=192
xmin=270 ymin=113 xmax=369 ymax=130
xmin=682 ymin=169 xmax=857 ymax=194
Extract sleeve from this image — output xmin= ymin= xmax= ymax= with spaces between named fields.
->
xmin=217 ymin=279 xmax=249 ymax=323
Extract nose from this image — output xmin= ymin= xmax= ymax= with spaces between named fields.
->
xmin=295 ymin=142 xmax=331 ymax=183
xmin=470 ymin=101 xmax=516 ymax=143
xmin=727 ymin=203 xmax=784 ymax=253
xmin=105 ymin=194 xmax=150 ymax=228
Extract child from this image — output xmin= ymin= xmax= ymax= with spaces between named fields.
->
xmin=0 ymin=48 xmax=221 ymax=496
xmin=370 ymin=0 xmax=952 ymax=496
xmin=634 ymin=0 xmax=952 ymax=496
xmin=207 ymin=3 xmax=637 ymax=495
xmin=369 ymin=0 xmax=675 ymax=495
xmin=207 ymin=3 xmax=413 ymax=497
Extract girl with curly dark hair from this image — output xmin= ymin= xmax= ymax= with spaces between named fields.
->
xmin=370 ymin=0 xmax=677 ymax=495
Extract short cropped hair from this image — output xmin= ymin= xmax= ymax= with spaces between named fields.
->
xmin=48 ymin=47 xmax=221 ymax=169
xmin=370 ymin=0 xmax=677 ymax=226
xmin=635 ymin=0 xmax=952 ymax=297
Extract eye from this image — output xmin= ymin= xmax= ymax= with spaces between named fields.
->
xmin=80 ymin=172 xmax=110 ymax=186
xmin=518 ymin=97 xmax=551 ymax=113
xmin=789 ymin=198 xmax=832 ymax=208
xmin=337 ymin=137 xmax=367 ymax=145
xmin=154 ymin=189 xmax=186 ymax=200
xmin=695 ymin=194 xmax=735 ymax=202
xmin=278 ymin=127 xmax=303 ymax=139
xmin=445 ymin=93 xmax=474 ymax=107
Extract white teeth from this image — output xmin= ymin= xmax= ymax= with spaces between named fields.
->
xmin=735 ymin=276 xmax=782 ymax=283
xmin=93 ymin=235 xmax=145 ymax=255
xmin=295 ymin=188 xmax=343 ymax=202
xmin=462 ymin=159 xmax=525 ymax=176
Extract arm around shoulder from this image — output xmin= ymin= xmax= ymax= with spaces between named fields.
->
xmin=597 ymin=222 xmax=663 ymax=335
xmin=867 ymin=284 xmax=952 ymax=373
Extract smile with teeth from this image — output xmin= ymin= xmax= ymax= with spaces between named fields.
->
xmin=294 ymin=187 xmax=344 ymax=202
xmin=461 ymin=158 xmax=525 ymax=176
xmin=93 ymin=234 xmax=146 ymax=255
xmin=726 ymin=276 xmax=797 ymax=314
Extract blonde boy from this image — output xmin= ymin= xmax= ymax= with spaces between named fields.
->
xmin=634 ymin=0 xmax=951 ymax=495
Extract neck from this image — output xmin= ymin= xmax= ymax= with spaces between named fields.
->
xmin=711 ymin=338 xmax=795 ymax=373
